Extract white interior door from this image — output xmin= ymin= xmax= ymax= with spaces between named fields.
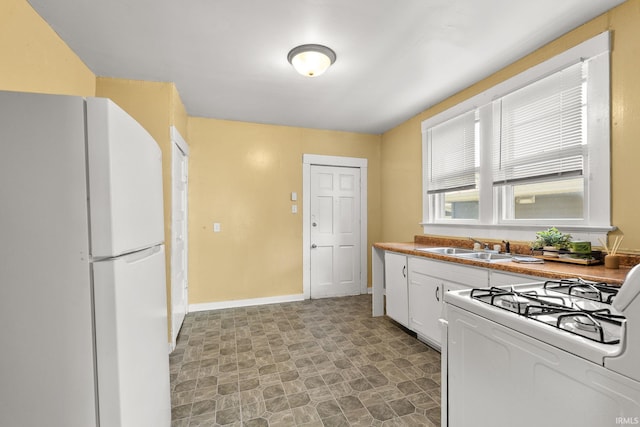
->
xmin=310 ymin=165 xmax=361 ymax=298
xmin=170 ymin=128 xmax=189 ymax=348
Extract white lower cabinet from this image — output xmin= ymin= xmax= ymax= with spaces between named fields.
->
xmin=408 ymin=257 xmax=487 ymax=348
xmin=383 ymin=250 xmax=549 ymax=350
xmin=384 ymin=251 xmax=409 ymax=327
xmin=408 ymin=257 xmax=445 ymax=346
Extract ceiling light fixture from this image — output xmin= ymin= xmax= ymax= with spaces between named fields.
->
xmin=287 ymin=44 xmax=336 ymax=77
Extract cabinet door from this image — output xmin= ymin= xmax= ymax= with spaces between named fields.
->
xmin=408 ymin=257 xmax=444 ymax=347
xmin=384 ymin=252 xmax=409 ymax=327
xmin=426 ymin=259 xmax=488 ymax=288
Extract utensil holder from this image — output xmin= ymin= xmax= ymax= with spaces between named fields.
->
xmin=604 ymin=254 xmax=620 ymax=269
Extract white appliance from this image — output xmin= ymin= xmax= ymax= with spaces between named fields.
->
xmin=0 ymin=91 xmax=171 ymax=427
xmin=441 ymin=268 xmax=640 ymax=427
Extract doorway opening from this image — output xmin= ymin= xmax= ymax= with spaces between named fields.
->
xmin=170 ymin=126 xmax=189 ymax=350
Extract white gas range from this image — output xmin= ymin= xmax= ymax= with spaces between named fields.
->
xmin=441 ymin=265 xmax=640 ymax=427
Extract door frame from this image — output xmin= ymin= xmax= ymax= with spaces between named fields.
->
xmin=170 ymin=126 xmax=189 ymax=350
xmin=302 ymin=154 xmax=368 ymax=299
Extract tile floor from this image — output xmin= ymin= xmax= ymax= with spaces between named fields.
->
xmin=170 ymin=295 xmax=441 ymax=426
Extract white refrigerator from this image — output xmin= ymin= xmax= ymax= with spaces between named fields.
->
xmin=0 ymin=91 xmax=171 ymax=427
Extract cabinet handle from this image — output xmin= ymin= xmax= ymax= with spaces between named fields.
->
xmin=435 ymin=285 xmax=440 ymax=302
xmin=402 ymin=265 xmax=406 ymax=278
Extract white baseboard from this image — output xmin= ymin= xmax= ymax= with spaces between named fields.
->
xmin=188 ymin=293 xmax=305 ymax=313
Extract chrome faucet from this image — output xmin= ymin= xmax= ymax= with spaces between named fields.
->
xmin=469 ymin=237 xmax=489 ymax=250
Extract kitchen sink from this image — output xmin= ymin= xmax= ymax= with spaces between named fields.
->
xmin=416 ymin=247 xmax=512 ymax=263
xmin=415 ymin=247 xmax=475 ymax=255
xmin=456 ymin=252 xmax=513 ymax=262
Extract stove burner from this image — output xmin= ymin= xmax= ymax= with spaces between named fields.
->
xmin=572 ymin=286 xmax=600 ymax=300
xmin=498 ymin=294 xmax=530 ymax=312
xmin=571 ymin=315 xmax=599 ymax=333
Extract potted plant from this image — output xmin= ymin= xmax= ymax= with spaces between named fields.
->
xmin=531 ymin=227 xmax=572 ymax=257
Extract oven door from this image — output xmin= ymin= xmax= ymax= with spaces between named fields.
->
xmin=446 ymin=304 xmax=640 ymax=427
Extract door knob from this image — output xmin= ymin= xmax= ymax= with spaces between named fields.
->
xmin=311 ymin=244 xmax=317 ymax=249
xmin=312 ymin=222 xmax=317 ymax=227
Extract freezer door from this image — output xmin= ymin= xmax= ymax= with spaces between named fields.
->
xmin=93 ymin=245 xmax=171 ymax=427
xmin=87 ymin=98 xmax=165 ymax=258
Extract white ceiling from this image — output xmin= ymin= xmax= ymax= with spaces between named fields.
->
xmin=28 ymin=0 xmax=624 ymax=134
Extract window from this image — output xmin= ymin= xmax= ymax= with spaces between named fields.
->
xmin=501 ymin=178 xmax=584 ymax=220
xmin=494 ymin=61 xmax=587 ymax=222
xmin=422 ymin=32 xmax=611 ymax=240
xmin=426 ymin=110 xmax=479 ymax=220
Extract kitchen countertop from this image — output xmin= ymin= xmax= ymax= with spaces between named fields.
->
xmin=373 ymin=241 xmax=631 ymax=285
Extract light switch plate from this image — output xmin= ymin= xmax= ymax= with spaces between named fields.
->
xmin=291 ymin=192 xmax=297 ymax=201
xmin=213 ymin=222 xmax=221 ymax=232
xmin=291 ymin=205 xmax=298 ymax=214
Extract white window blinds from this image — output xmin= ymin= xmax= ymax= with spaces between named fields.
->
xmin=493 ymin=61 xmax=586 ymax=185
xmin=427 ymin=110 xmax=477 ymax=194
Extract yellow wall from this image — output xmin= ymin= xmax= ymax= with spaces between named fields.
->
xmin=188 ymin=117 xmax=381 ymax=304
xmin=609 ymin=0 xmax=640 ymax=253
xmin=171 ymin=84 xmax=189 ymax=141
xmin=0 ymin=0 xmax=95 ymax=96
xmin=381 ymin=0 xmax=640 ymax=253
xmin=380 ymin=115 xmax=425 ymax=241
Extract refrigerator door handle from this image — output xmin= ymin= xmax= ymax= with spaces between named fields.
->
xmin=94 ymin=245 xmax=163 ymax=264
xmin=122 ymin=245 xmax=162 ymax=263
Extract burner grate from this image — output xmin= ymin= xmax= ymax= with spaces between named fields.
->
xmin=543 ymin=278 xmax=619 ymax=304
xmin=470 ymin=287 xmax=624 ymax=344
xmin=555 ymin=309 xmax=624 ymax=344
